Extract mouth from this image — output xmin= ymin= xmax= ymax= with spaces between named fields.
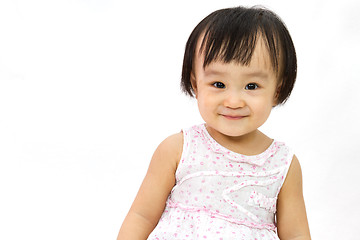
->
xmin=221 ymin=114 xmax=245 ymax=120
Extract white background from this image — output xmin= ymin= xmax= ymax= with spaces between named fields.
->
xmin=1 ymin=0 xmax=359 ymax=239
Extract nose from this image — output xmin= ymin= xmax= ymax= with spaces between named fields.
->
xmin=223 ymin=90 xmax=246 ymax=109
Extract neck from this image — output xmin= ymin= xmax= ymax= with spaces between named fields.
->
xmin=205 ymin=125 xmax=272 ymax=156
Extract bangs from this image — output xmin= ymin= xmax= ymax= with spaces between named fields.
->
xmin=199 ymin=8 xmax=282 ymax=74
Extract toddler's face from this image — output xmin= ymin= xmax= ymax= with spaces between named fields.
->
xmin=191 ymin=37 xmax=279 ymax=141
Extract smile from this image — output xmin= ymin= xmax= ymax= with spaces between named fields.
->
xmin=221 ymin=115 xmax=245 ymax=120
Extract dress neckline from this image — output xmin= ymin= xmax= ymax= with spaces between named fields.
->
xmin=199 ymin=123 xmax=277 ymax=166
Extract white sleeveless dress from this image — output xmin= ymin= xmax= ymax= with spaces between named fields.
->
xmin=148 ymin=124 xmax=293 ymax=239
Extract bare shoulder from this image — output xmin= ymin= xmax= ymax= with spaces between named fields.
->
xmin=282 ymin=155 xmax=302 ymax=191
xmin=150 ymin=131 xmax=184 ymax=172
xmin=290 ymin=155 xmax=301 ymax=174
xmin=158 ymin=132 xmax=183 ymax=155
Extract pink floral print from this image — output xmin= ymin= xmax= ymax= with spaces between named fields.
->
xmin=147 ymin=124 xmax=293 ymax=240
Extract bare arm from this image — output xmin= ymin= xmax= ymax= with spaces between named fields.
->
xmin=117 ymin=133 xmax=183 ymax=239
xmin=276 ymin=155 xmax=311 ymax=240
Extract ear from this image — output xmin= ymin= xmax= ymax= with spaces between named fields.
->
xmin=190 ymin=71 xmax=198 ymax=98
xmin=273 ymin=90 xmax=279 ymax=106
xmin=273 ymin=82 xmax=282 ymax=106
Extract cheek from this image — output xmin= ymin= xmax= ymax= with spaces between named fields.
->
xmin=251 ymin=96 xmax=273 ymax=116
xmin=197 ymin=92 xmax=218 ymax=113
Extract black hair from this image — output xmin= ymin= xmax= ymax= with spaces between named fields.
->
xmin=180 ymin=6 xmax=297 ymax=105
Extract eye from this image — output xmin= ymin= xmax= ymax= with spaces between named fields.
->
xmin=213 ymin=82 xmax=225 ymax=89
xmin=245 ymin=83 xmax=258 ymax=90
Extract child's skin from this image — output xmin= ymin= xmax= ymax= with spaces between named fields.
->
xmin=117 ymin=34 xmax=311 ymax=239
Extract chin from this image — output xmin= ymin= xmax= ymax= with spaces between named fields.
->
xmin=223 ymin=130 xmax=250 ymax=138
xmin=215 ymin=125 xmax=251 ymax=138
